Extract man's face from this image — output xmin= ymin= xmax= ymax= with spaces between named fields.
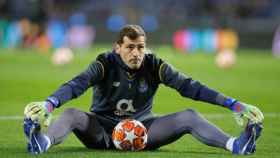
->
xmin=116 ymin=36 xmax=145 ymax=70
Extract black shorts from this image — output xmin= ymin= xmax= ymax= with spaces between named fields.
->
xmin=73 ymin=112 xmax=156 ymax=149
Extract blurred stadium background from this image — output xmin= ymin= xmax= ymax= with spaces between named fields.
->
xmin=0 ymin=0 xmax=280 ymax=158
xmin=0 ymin=0 xmax=280 ymax=51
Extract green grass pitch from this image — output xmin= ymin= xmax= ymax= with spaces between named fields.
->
xmin=0 ymin=46 xmax=279 ymax=158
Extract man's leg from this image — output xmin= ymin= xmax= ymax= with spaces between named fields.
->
xmin=47 ymin=108 xmax=110 ymax=148
xmin=145 ymin=109 xmax=230 ymax=150
xmin=24 ymin=108 xmax=110 ymax=154
xmin=145 ymin=108 xmax=262 ymax=155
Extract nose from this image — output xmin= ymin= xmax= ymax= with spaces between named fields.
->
xmin=131 ymin=48 xmax=140 ymax=57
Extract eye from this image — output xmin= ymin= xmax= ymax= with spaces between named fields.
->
xmin=138 ymin=45 xmax=145 ymax=50
xmin=127 ymin=44 xmax=135 ymax=50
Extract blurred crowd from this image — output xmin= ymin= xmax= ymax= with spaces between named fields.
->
xmin=0 ymin=0 xmax=279 ymax=51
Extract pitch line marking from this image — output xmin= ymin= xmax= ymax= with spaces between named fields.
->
xmin=0 ymin=113 xmax=278 ymax=120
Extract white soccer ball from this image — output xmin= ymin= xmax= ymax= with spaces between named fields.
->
xmin=52 ymin=47 xmax=74 ymax=66
xmin=112 ymin=119 xmax=148 ymax=151
xmin=215 ymin=49 xmax=236 ymax=69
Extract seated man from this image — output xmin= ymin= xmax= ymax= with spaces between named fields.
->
xmin=24 ymin=24 xmax=263 ymax=155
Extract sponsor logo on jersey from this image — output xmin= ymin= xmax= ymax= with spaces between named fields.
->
xmin=114 ymin=99 xmax=136 ymax=116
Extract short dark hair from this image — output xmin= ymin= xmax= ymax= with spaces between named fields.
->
xmin=116 ymin=25 xmax=146 ymax=44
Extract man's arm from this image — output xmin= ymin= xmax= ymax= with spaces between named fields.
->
xmin=159 ymin=62 xmax=228 ymax=106
xmin=158 ymin=62 xmax=263 ymax=124
xmin=47 ymin=60 xmax=104 ymax=107
xmin=24 ymin=59 xmax=105 ymax=123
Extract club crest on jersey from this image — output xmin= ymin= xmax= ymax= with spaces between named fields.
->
xmin=138 ymin=79 xmax=148 ymax=93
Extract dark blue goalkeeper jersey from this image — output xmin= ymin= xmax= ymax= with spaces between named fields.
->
xmin=47 ymin=50 xmax=230 ymax=123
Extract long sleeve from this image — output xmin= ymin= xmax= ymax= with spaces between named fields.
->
xmin=159 ymin=62 xmax=230 ymax=106
xmin=47 ymin=61 xmax=104 ymax=107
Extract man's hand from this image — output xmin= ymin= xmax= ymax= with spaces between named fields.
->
xmin=232 ymin=102 xmax=264 ymax=126
xmin=24 ymin=101 xmax=53 ymax=127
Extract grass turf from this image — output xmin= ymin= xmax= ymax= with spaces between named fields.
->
xmin=0 ymin=46 xmax=279 ymax=157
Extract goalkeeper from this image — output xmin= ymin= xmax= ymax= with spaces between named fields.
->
xmin=24 ymin=24 xmax=263 ymax=155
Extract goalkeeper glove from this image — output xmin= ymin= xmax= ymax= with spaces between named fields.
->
xmin=225 ymin=99 xmax=264 ymax=126
xmin=24 ymin=101 xmax=53 ymax=127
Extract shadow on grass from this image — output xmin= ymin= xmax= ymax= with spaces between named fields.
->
xmin=49 ymin=146 xmax=224 ymax=155
xmin=1 ymin=146 xmax=227 ymax=158
xmin=0 ymin=146 xmax=27 ymax=154
xmin=147 ymin=149 xmax=222 ymax=155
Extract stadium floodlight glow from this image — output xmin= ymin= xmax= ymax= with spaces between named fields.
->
xmin=172 ymin=28 xmax=239 ymax=53
xmin=107 ymin=14 xmax=126 ymax=32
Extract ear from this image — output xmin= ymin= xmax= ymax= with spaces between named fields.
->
xmin=115 ymin=44 xmax=121 ymax=54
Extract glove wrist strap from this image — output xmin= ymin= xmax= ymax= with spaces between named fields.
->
xmin=224 ymin=98 xmax=243 ymax=112
xmin=45 ymin=101 xmax=54 ymax=113
xmin=46 ymin=97 xmax=59 ymax=108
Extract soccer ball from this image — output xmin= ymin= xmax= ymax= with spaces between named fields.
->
xmin=51 ymin=47 xmax=74 ymax=66
xmin=215 ymin=49 xmax=236 ymax=69
xmin=112 ymin=119 xmax=148 ymax=151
